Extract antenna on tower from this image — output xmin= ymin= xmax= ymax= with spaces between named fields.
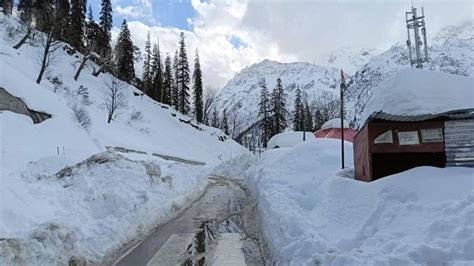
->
xmin=405 ymin=6 xmax=429 ymax=68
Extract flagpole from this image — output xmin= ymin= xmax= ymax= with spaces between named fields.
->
xmin=340 ymin=69 xmax=345 ymax=169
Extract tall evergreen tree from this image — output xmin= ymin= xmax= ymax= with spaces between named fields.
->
xmin=18 ymin=0 xmax=33 ymax=22
xmin=115 ymin=20 xmax=135 ymax=83
xmin=54 ymin=0 xmax=70 ymax=41
xmin=151 ymin=41 xmax=163 ymax=102
xmin=192 ymin=49 xmax=203 ymax=123
xmin=162 ymin=55 xmax=172 ymax=105
xmin=258 ymin=79 xmax=272 ymax=148
xmin=34 ymin=0 xmax=55 ymax=32
xmin=292 ymin=86 xmax=304 ymax=131
xmin=85 ymin=6 xmax=100 ymax=52
xmin=221 ymin=109 xmax=229 ymax=135
xmin=70 ymin=0 xmax=87 ymax=50
xmin=171 ymin=50 xmax=179 ymax=110
xmin=98 ymin=0 xmax=112 ymax=57
xmin=303 ymin=100 xmax=313 ymax=131
xmin=176 ymin=32 xmax=191 ymax=114
xmin=142 ymin=32 xmax=153 ymax=97
xmin=211 ymin=106 xmax=220 ymax=128
xmin=271 ymin=78 xmax=288 ymax=135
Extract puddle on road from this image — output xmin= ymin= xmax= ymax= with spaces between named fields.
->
xmin=117 ymin=177 xmax=265 ymax=266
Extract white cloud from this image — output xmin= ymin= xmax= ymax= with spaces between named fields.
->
xmin=119 ymin=0 xmax=474 ymax=89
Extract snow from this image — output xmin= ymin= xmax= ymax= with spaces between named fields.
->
xmin=245 ymin=139 xmax=474 ymax=265
xmin=0 ymin=14 xmax=250 ymax=264
xmin=360 ymin=69 xmax=474 ymax=124
xmin=267 ymin=131 xmax=314 ymax=149
xmin=321 ymin=118 xmax=349 ymax=129
xmin=217 ymin=59 xmax=339 ymax=124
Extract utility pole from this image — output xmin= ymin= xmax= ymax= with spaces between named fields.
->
xmin=340 ymin=70 xmax=346 ymax=169
xmin=406 ymin=6 xmax=429 ymax=68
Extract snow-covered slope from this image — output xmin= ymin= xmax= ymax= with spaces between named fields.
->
xmin=319 ymin=47 xmax=379 ymax=75
xmin=0 ymin=14 xmax=249 ymax=264
xmin=246 ymin=139 xmax=474 ymax=265
xmin=347 ymin=21 xmax=474 ymax=126
xmin=217 ymin=59 xmax=339 ymax=125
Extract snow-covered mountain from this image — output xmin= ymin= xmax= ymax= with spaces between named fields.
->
xmin=319 ymin=47 xmax=379 ymax=75
xmin=217 ymin=59 xmax=339 ymax=128
xmin=346 ymin=20 xmax=474 ymax=126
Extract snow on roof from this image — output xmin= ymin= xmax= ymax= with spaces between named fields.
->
xmin=321 ymin=118 xmax=349 ymax=129
xmin=360 ymin=69 xmax=474 ymax=124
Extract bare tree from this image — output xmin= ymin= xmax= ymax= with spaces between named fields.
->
xmin=203 ymin=86 xmax=218 ymax=126
xmin=35 ymin=6 xmax=61 ymax=84
xmin=103 ymin=75 xmax=128 ymax=123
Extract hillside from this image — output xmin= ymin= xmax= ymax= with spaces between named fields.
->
xmin=0 ymin=14 xmax=249 ymax=264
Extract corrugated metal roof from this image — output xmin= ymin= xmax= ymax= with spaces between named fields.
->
xmin=368 ymin=108 xmax=474 ymax=123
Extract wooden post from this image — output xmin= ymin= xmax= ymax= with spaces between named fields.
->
xmin=340 ymin=69 xmax=346 ymax=169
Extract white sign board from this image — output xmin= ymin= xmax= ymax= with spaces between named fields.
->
xmin=398 ymin=131 xmax=420 ymax=145
xmin=374 ymin=130 xmax=393 ymax=144
xmin=421 ymin=128 xmax=443 ymax=143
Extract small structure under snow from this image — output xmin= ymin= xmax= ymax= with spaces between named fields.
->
xmin=314 ymin=118 xmax=358 ymax=142
xmin=354 ymin=69 xmax=474 ymax=182
xmin=267 ymin=131 xmax=314 ymax=149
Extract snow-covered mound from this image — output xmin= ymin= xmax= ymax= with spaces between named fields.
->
xmin=321 ymin=118 xmax=350 ymax=129
xmin=360 ymin=69 xmax=474 ymax=124
xmin=246 ymin=139 xmax=474 ymax=265
xmin=217 ymin=59 xmax=339 ymax=124
xmin=0 ymin=14 xmax=250 ymax=264
xmin=267 ymin=131 xmax=314 ymax=149
xmin=347 ymin=21 xmax=474 ymax=126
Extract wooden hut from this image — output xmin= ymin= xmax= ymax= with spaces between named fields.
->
xmin=353 ymin=109 xmax=474 ymax=182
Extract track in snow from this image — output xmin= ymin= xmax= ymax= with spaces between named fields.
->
xmin=116 ymin=176 xmax=265 ymax=266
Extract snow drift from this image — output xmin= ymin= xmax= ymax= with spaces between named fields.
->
xmin=246 ymin=139 xmax=474 ymax=265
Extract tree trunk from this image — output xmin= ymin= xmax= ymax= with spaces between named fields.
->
xmin=74 ymin=56 xmax=88 ymax=81
xmin=107 ymin=113 xmax=112 ymax=123
xmin=13 ymin=26 xmax=31 ymax=50
xmin=36 ymin=36 xmax=51 ymax=84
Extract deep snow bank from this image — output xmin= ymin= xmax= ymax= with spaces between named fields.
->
xmin=246 ymin=139 xmax=474 ymax=265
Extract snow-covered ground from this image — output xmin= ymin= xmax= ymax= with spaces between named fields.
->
xmin=245 ymin=138 xmax=474 ymax=265
xmin=0 ymin=14 xmax=250 ymax=264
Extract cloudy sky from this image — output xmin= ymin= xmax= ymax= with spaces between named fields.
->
xmin=87 ymin=0 xmax=473 ymax=88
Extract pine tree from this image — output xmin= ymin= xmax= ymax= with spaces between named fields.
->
xmin=55 ymin=0 xmax=70 ymax=41
xmin=176 ymin=32 xmax=191 ymax=114
xmin=171 ymin=50 xmax=179 ymax=110
xmin=142 ymin=32 xmax=153 ymax=97
xmin=271 ymin=78 xmax=288 ymax=136
xmin=292 ymin=86 xmax=304 ymax=131
xmin=151 ymin=41 xmax=163 ymax=102
xmin=192 ymin=49 xmax=203 ymax=123
xmin=313 ymin=109 xmax=324 ymax=130
xmin=258 ymin=79 xmax=272 ymax=148
xmin=221 ymin=109 xmax=230 ymax=135
xmin=303 ymin=100 xmax=313 ymax=131
xmin=85 ymin=6 xmax=101 ymax=52
xmin=162 ymin=55 xmax=172 ymax=105
xmin=70 ymin=0 xmax=86 ymax=50
xmin=34 ymin=0 xmax=55 ymax=32
xmin=18 ymin=0 xmax=33 ymax=22
xmin=115 ymin=20 xmax=135 ymax=83
xmin=99 ymin=0 xmax=112 ymax=57
xmin=211 ymin=106 xmax=220 ymax=128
